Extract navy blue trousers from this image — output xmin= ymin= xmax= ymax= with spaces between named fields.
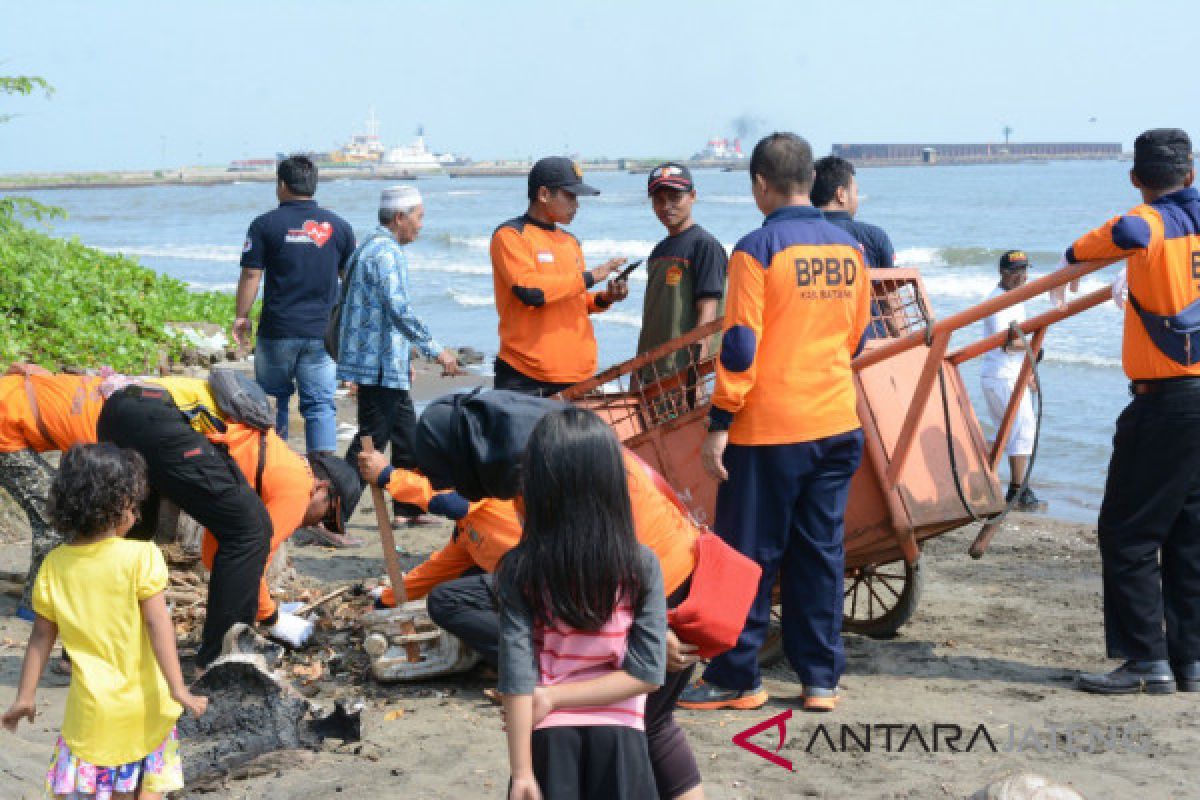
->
xmin=702 ymin=430 xmax=864 ymax=690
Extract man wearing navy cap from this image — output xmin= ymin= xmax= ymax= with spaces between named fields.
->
xmin=637 ymin=163 xmax=728 ymax=383
xmin=489 ymin=157 xmax=630 ymax=396
xmin=1056 ymin=128 xmax=1200 ymax=695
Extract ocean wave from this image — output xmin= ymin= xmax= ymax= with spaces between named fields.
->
xmin=97 ymin=243 xmax=242 ymax=262
xmin=595 ymin=311 xmax=642 ymax=329
xmin=920 ymin=271 xmax=1112 ymax=300
xmin=896 ymin=246 xmax=1071 ymax=269
xmin=445 ymin=190 xmax=484 ymax=196
xmin=438 ymin=234 xmax=660 ymax=259
xmin=186 ymin=281 xmax=238 ymax=292
xmin=1042 ymin=351 xmax=1122 ymax=369
xmin=703 ymin=195 xmax=755 ymax=205
xmin=448 ymin=289 xmax=494 ymax=308
xmin=409 ymin=260 xmax=492 ymax=276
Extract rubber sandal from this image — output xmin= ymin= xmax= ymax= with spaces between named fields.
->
xmin=304 ymin=526 xmax=366 ymax=549
xmin=399 ymin=514 xmax=441 ymax=528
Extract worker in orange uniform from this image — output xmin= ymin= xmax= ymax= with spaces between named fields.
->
xmin=1055 ymin=129 xmax=1200 ymax=696
xmin=98 ymin=375 xmax=360 ymax=665
xmin=0 ymin=367 xmax=106 ymax=616
xmin=680 ymin=133 xmax=871 ymax=713
xmin=490 ymin=157 xmax=630 ymax=396
xmin=359 ymin=444 xmax=709 ymax=800
xmin=355 ymin=454 xmax=518 ymax=604
xmin=199 ymin=423 xmax=362 ymax=647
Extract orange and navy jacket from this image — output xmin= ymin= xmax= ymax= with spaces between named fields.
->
xmin=380 ymin=465 xmax=521 ymax=605
xmin=377 ymin=451 xmax=699 ymax=607
xmin=200 ymin=423 xmax=314 ymax=622
xmin=709 ymin=205 xmax=871 ymax=445
xmin=1068 ymin=187 xmax=1200 ymax=381
xmin=490 ymin=215 xmax=611 ymax=384
xmin=0 ymin=374 xmax=104 ymax=454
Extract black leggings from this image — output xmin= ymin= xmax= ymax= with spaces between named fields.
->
xmin=98 ymin=386 xmax=272 ymax=667
xmin=343 ymin=384 xmax=420 ymax=518
xmin=428 ymin=574 xmax=702 ymax=799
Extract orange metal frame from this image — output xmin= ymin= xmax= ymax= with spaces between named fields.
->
xmin=564 ymin=257 xmax=1120 ymax=569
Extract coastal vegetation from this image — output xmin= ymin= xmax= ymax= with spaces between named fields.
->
xmin=0 ymin=213 xmax=237 ymax=372
xmin=2 ymin=72 xmax=236 ymax=372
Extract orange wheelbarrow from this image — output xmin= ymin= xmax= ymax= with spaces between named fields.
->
xmin=562 ymin=259 xmax=1118 ymax=654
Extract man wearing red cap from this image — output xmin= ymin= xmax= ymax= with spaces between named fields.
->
xmin=637 ymin=163 xmax=728 ymax=382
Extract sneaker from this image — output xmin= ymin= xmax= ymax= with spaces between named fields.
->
xmin=1016 ymin=487 xmax=1047 ymax=513
xmin=1005 ymin=484 xmax=1020 ymax=504
xmin=677 ymin=680 xmax=768 ymax=710
xmin=802 ymin=686 xmax=839 ymax=712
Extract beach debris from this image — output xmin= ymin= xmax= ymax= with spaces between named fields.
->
xmin=970 ymin=773 xmax=1086 ymax=800
xmin=165 ymin=323 xmax=231 ymax=364
xmin=178 ymin=624 xmax=363 ymax=788
xmin=293 ymin=583 xmax=361 ymax=616
xmin=361 ymin=599 xmax=480 ymax=682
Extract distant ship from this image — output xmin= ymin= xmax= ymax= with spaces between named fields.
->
xmin=383 ymin=126 xmax=447 ymax=174
xmin=336 ymin=108 xmax=387 ymax=163
xmin=229 ymin=110 xmax=461 ymax=173
xmin=692 ymin=137 xmax=746 ymax=161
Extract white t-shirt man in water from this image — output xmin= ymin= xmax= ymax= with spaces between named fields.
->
xmin=980 ymin=250 xmax=1046 ymax=512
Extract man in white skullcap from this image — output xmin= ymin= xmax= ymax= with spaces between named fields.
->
xmin=337 ymin=185 xmax=461 ymax=529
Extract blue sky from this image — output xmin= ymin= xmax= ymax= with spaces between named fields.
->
xmin=2 ymin=0 xmax=1197 ymax=172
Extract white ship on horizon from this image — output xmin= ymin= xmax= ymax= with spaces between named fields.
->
xmin=383 ymin=125 xmax=446 ymax=173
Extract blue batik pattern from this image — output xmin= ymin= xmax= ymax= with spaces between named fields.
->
xmin=335 ymin=227 xmax=442 ymax=389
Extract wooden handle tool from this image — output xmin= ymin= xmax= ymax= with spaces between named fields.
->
xmin=362 ymin=436 xmax=408 ymax=606
xmin=362 ymin=437 xmax=422 ymax=663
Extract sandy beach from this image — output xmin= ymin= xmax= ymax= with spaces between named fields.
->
xmin=0 ymin=361 xmax=1195 ymax=799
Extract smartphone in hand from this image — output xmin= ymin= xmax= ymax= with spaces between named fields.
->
xmin=614 ymin=259 xmax=644 ymax=282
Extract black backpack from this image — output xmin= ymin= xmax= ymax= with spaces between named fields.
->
xmin=414 ymin=388 xmax=565 ymax=501
xmin=208 ymin=367 xmax=273 ymax=431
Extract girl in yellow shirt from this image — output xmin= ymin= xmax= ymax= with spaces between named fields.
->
xmin=2 ymin=444 xmax=207 ymax=799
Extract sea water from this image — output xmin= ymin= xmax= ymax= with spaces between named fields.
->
xmin=11 ymin=160 xmax=1140 ymax=522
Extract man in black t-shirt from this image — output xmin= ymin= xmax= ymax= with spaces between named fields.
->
xmin=636 ymin=163 xmax=727 ymax=384
xmin=232 ymin=156 xmax=355 ymax=454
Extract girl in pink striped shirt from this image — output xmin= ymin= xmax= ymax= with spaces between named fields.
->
xmin=499 ymin=408 xmax=667 ymax=800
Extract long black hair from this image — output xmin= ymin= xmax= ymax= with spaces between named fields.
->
xmin=500 ymin=407 xmax=644 ymax=631
xmin=48 ymin=444 xmax=147 ymax=541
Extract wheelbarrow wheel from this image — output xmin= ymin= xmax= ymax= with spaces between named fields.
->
xmin=842 ymin=559 xmax=922 ymax=639
xmin=756 ymin=559 xmax=923 ymax=665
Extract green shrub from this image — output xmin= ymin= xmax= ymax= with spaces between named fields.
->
xmin=0 ymin=214 xmax=236 ymax=371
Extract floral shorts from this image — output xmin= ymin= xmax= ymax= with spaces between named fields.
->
xmin=45 ymin=726 xmax=183 ymax=798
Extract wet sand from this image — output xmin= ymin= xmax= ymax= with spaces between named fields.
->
xmin=0 ymin=362 xmax=1196 ymax=798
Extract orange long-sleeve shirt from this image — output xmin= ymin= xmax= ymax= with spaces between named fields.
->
xmin=377 ymin=452 xmax=699 ymax=607
xmin=490 ymin=215 xmax=610 ymax=384
xmin=200 ymin=423 xmax=314 ymax=621
xmin=1067 ymin=187 xmax=1200 ymax=380
xmin=0 ymin=374 xmax=104 ymax=454
xmin=709 ymin=205 xmax=871 ymax=445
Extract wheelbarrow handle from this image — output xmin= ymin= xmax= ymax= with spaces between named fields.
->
xmin=968 ymin=520 xmax=1002 ymax=560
